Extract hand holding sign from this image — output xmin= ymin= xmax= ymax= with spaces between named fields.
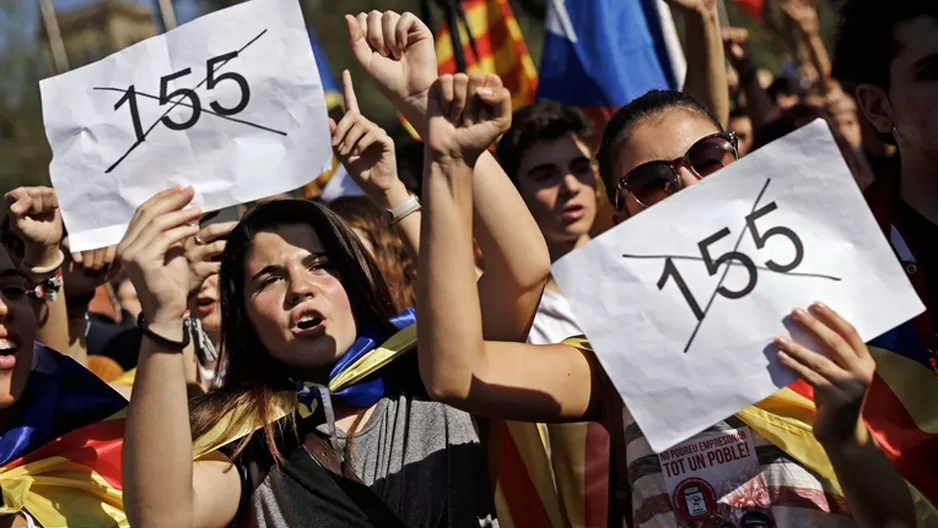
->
xmin=118 ymin=188 xmax=201 ymax=327
xmin=426 ymin=73 xmax=512 ymax=164
xmin=552 ymin=120 xmax=924 ymax=452
xmin=776 ymin=302 xmax=875 ymax=447
xmin=347 ymin=11 xmax=437 ymax=119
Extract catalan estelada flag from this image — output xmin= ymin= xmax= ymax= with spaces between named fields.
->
xmin=436 ymin=0 xmax=538 ymax=109
xmin=563 ymin=337 xmax=938 ymax=526
xmin=859 ymin=173 xmax=938 ymax=508
xmin=400 ymin=0 xmax=538 ymax=139
xmin=0 ymin=344 xmax=129 ymax=527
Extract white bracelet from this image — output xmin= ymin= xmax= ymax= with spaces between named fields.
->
xmin=385 ymin=195 xmax=421 ymax=227
xmin=26 ymin=249 xmax=65 ymax=277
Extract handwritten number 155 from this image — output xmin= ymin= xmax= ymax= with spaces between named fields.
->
xmin=657 ymin=202 xmax=804 ymax=321
xmin=114 ymin=51 xmax=251 ymax=143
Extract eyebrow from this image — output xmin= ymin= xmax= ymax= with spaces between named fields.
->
xmin=526 ymin=156 xmax=591 ymax=176
xmin=912 ymin=53 xmax=938 ymax=73
xmin=250 ymin=251 xmax=328 ymax=283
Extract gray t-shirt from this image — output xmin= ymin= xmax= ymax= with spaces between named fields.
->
xmin=234 ymin=393 xmax=498 ymax=528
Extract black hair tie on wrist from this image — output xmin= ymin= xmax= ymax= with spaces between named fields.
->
xmin=137 ymin=313 xmax=191 ymax=350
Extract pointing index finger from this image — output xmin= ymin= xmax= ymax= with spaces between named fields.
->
xmin=342 ymin=70 xmax=360 ymax=114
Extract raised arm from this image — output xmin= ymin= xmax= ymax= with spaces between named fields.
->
xmin=417 ymin=73 xmax=601 ymax=422
xmin=330 ymin=69 xmax=420 ymax=262
xmin=775 ymin=302 xmax=915 ymax=528
xmin=4 ymin=187 xmax=69 ymax=353
xmin=783 ymin=0 xmax=833 ymax=95
xmin=348 ymin=11 xmax=550 ymax=342
xmin=665 ymin=0 xmax=730 ymax=126
xmin=119 ymin=187 xmax=240 ymax=528
xmin=723 ymin=27 xmax=780 ymax=131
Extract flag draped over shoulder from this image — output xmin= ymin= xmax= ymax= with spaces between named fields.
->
xmin=400 ymin=0 xmax=539 ymax=139
xmin=563 ymin=337 xmax=938 ymax=526
xmin=0 ymin=345 xmax=129 ymax=527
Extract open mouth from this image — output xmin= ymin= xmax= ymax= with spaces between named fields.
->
xmin=0 ymin=337 xmax=21 ymax=369
xmin=292 ymin=311 xmax=326 ymax=336
xmin=195 ymin=297 xmax=217 ymax=315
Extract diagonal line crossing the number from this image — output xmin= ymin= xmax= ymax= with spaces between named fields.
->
xmin=681 ymin=178 xmax=773 ymax=352
xmin=98 ymin=29 xmax=268 ymax=174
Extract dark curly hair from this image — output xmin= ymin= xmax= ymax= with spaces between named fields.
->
xmin=496 ymin=100 xmax=593 ymax=185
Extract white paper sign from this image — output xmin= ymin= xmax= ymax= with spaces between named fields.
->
xmin=551 ymin=120 xmax=924 ymax=453
xmin=40 ymin=0 xmax=331 ymax=251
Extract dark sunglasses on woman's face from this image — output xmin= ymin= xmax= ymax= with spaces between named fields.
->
xmin=616 ymin=131 xmax=739 ymax=210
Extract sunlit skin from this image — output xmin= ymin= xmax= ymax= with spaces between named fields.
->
xmin=243 ymin=224 xmax=357 ymax=381
xmin=515 ymin=134 xmax=598 ymax=259
xmin=610 ymin=109 xmax=727 ymax=221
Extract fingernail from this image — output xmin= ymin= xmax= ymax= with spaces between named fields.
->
xmin=774 ymin=336 xmax=791 ymax=347
xmin=477 ymin=88 xmax=494 ymax=97
xmin=792 ymin=308 xmax=808 ymax=320
xmin=777 ymin=351 xmax=790 ymax=362
xmin=811 ymin=301 xmax=828 ymax=312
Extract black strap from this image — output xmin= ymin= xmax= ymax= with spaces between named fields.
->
xmin=138 ymin=313 xmax=191 ymax=349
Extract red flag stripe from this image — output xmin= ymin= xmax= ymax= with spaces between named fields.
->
xmin=864 ymin=374 xmax=938 ymax=502
xmin=5 ymin=417 xmax=126 ymax=490
xmin=583 ymin=422 xmax=610 ymax=527
xmin=497 ymin=422 xmax=554 ymax=527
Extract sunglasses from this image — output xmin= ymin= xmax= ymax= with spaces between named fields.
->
xmin=616 ymin=132 xmax=739 ymax=210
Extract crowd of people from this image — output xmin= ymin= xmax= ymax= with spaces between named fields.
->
xmin=0 ymin=0 xmax=935 ymax=526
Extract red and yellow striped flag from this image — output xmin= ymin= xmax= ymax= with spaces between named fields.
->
xmin=401 ymin=0 xmax=538 ymax=139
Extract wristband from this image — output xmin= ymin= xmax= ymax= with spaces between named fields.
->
xmin=138 ymin=313 xmax=191 ymax=350
xmin=29 ymin=269 xmax=64 ymax=301
xmin=25 ymin=249 xmax=65 ymax=278
xmin=384 ymin=195 xmax=421 ymax=227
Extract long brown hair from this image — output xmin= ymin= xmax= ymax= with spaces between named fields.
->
xmin=189 ymin=199 xmax=399 ymax=463
xmin=329 ymin=196 xmax=417 ymax=312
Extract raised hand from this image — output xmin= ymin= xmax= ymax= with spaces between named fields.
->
xmin=118 ymin=187 xmax=201 ymax=326
xmin=4 ymin=187 xmax=63 ymax=271
xmin=183 ymin=220 xmax=236 ymax=297
xmin=330 ymin=70 xmax=409 ymax=209
xmin=426 ymin=73 xmax=512 ymax=164
xmin=782 ymin=0 xmax=820 ymax=36
xmin=346 ymin=10 xmax=437 ymax=112
xmin=774 ymin=302 xmax=875 ymax=447
xmin=722 ymin=27 xmax=753 ymax=74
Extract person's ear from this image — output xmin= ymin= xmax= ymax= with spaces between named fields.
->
xmin=854 ymin=83 xmax=895 ymax=137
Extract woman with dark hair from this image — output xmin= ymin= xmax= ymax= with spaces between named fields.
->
xmin=329 ymin=196 xmax=417 ymax=313
xmin=119 ymin=186 xmax=500 ymax=527
xmin=419 ymin=85 xmax=919 ymax=527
